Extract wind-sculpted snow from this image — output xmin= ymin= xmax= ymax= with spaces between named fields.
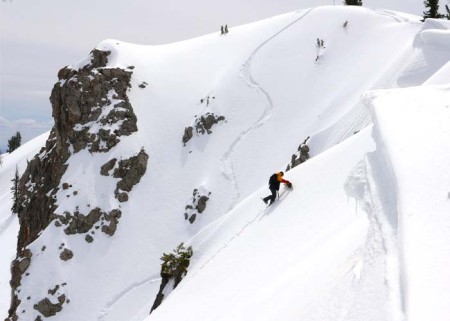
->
xmin=367 ymin=85 xmax=450 ymax=321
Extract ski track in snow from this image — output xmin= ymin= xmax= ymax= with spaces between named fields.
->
xmin=191 ymin=188 xmax=292 ymax=280
xmin=220 ymin=9 xmax=314 ymax=213
xmin=98 ymin=276 xmax=160 ymax=321
xmin=372 ymin=8 xmax=412 ymax=23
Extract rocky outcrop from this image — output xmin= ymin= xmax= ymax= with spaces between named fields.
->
xmin=182 ymin=113 xmax=226 ymax=145
xmin=52 ymin=208 xmax=123 ymax=242
xmin=182 ymin=127 xmax=194 ymax=146
xmin=100 ymin=158 xmax=117 ymax=176
xmin=33 ymin=284 xmax=69 ymax=318
xmin=7 ymin=249 xmax=32 ymax=320
xmin=195 ymin=113 xmax=225 ymax=135
xmin=184 ymin=188 xmax=211 ymax=224
xmin=16 ymin=48 xmax=137 ymax=252
xmin=112 ymin=149 xmax=149 ymax=202
xmin=51 ymin=50 xmax=137 ymax=154
xmin=6 ymin=48 xmax=143 ymax=320
xmin=34 ymin=296 xmax=66 ymax=317
xmin=286 ymin=136 xmax=311 ymax=172
xmin=59 ymin=248 xmax=73 ymax=261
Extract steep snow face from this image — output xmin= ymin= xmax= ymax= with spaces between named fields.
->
xmin=368 ymin=85 xmax=450 ymax=321
xmin=148 ymin=128 xmax=382 ymax=321
xmin=1 ymin=5 xmax=449 ymax=321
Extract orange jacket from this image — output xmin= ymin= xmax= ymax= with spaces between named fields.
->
xmin=277 ymin=172 xmax=291 ymax=185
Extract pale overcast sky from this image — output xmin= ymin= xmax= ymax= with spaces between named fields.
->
xmin=0 ymin=0 xmax=435 ymax=150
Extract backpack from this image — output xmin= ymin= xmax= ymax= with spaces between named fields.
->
xmin=268 ymin=173 xmax=278 ymax=186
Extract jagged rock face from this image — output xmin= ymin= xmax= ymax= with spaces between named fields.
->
xmin=51 ymin=49 xmax=137 ymax=153
xmin=7 ymin=49 xmax=143 ymax=321
xmin=112 ymin=149 xmax=149 ymax=202
xmin=16 ymin=133 xmax=62 ymax=252
xmin=17 ymin=48 xmax=137 ymax=251
xmin=286 ymin=138 xmax=310 ymax=172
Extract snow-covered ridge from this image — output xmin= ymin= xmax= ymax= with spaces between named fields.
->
xmin=1 ymin=6 xmax=449 ymax=321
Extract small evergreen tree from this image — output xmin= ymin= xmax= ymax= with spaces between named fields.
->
xmin=7 ymin=131 xmax=22 ymax=153
xmin=160 ymin=242 xmax=193 ymax=287
xmin=344 ymin=0 xmax=362 ymax=5
xmin=11 ymin=166 xmax=21 ymax=214
xmin=422 ymin=0 xmax=441 ymax=21
xmin=445 ymin=4 xmax=450 ymax=19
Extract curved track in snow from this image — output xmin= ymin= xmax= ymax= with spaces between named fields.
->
xmin=220 ymin=8 xmax=314 ymax=212
xmin=98 ymin=276 xmax=160 ymax=321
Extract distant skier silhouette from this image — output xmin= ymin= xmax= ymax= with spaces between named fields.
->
xmin=262 ymin=171 xmax=292 ymax=206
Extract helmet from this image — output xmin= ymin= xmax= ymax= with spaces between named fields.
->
xmin=279 ymin=171 xmax=284 ymax=176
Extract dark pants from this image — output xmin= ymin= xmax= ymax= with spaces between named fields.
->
xmin=263 ymin=188 xmax=278 ymax=205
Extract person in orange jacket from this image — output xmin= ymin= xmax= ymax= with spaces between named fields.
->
xmin=262 ymin=171 xmax=292 ymax=206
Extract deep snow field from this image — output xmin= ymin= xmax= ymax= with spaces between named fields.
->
xmin=1 ymin=5 xmax=449 ymax=321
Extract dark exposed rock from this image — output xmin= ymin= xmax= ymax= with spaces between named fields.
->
xmin=196 ymin=196 xmax=209 ymax=213
xmin=116 ymin=192 xmax=129 ymax=203
xmin=85 ymin=235 xmax=94 ymax=243
xmin=13 ymin=48 xmax=136 ymax=256
xmin=182 ymin=126 xmax=193 ymax=145
xmin=33 ymin=294 xmax=66 ymax=317
xmin=63 ymin=209 xmax=102 ymax=235
xmin=100 ymin=158 xmax=117 ymax=176
xmin=10 ymin=249 xmax=32 ymax=289
xmin=286 ymin=136 xmax=311 ymax=172
xmin=151 ymin=283 xmax=168 ymax=313
xmin=184 ymin=188 xmax=211 ymax=224
xmin=188 ymin=214 xmax=196 ymax=224
xmin=90 ymin=49 xmax=110 ymax=68
xmin=50 ymin=51 xmax=137 ymax=155
xmin=48 ymin=285 xmax=60 ymax=296
xmin=113 ymin=149 xmax=149 ymax=199
xmin=7 ymin=249 xmax=32 ymax=320
xmin=195 ymin=113 xmax=225 ymax=135
xmin=101 ymin=209 xmax=122 ymax=236
xmin=7 ymin=48 xmax=141 ymax=320
xmin=138 ymin=81 xmax=148 ymax=88
xmin=52 ymin=207 xmax=123 ymax=240
xmin=59 ymin=249 xmax=73 ymax=261
xmin=16 ymin=131 xmax=64 ymax=255
xmin=182 ymin=113 xmax=225 ymax=146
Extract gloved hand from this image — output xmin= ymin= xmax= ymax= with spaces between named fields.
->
xmin=286 ymin=182 xmax=293 ymax=189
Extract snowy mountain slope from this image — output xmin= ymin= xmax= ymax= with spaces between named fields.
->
xmin=148 ymin=82 xmax=450 ymax=321
xmin=1 ymin=5 xmax=449 ymax=321
xmin=148 ymin=128 xmax=383 ymax=321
